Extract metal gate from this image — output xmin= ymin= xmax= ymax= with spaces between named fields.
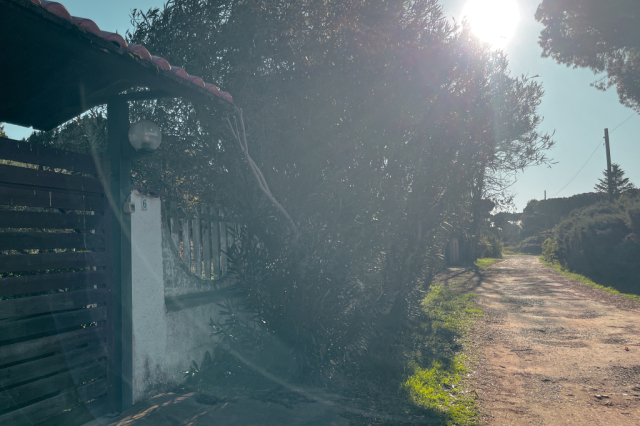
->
xmin=0 ymin=137 xmax=114 ymax=425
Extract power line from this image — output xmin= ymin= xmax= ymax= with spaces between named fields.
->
xmin=552 ymin=139 xmax=602 ymax=197
xmin=552 ymin=111 xmax=637 ymax=197
xmin=610 ymin=111 xmax=637 ymax=134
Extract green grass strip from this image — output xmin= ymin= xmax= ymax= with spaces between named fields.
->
xmin=474 ymin=258 xmax=499 ymax=270
xmin=402 ymin=286 xmax=482 ymax=425
xmin=539 ymin=257 xmax=640 ymax=302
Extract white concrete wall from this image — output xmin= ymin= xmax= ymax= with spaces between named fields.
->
xmin=129 ymin=191 xmax=167 ymax=403
xmin=129 ymin=191 xmax=223 ymax=403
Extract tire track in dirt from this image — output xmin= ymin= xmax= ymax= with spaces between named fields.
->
xmin=470 ymin=255 xmax=640 ymax=425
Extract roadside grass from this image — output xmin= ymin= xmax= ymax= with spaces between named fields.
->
xmin=401 ymin=285 xmax=483 ymax=425
xmin=184 ymin=276 xmax=485 ymax=426
xmin=539 ymin=257 xmax=640 ymax=302
xmin=474 ymin=258 xmax=499 ymax=270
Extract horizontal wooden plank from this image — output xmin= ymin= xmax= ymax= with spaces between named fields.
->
xmin=0 ymin=306 xmax=106 ymax=344
xmin=77 ymin=378 xmax=109 ymax=406
xmin=0 ymin=232 xmax=106 ymax=251
xmin=36 ymin=403 xmax=100 ymax=426
xmin=36 ymin=386 xmax=109 ymax=426
xmin=0 ymin=288 xmax=107 ymax=320
xmin=0 ymin=360 xmax=106 ymax=411
xmin=0 ymin=164 xmax=104 ymax=194
xmin=0 ymin=389 xmax=78 ymax=426
xmin=0 ymin=326 xmax=105 ymax=366
xmin=0 ymin=185 xmax=106 ymax=211
xmin=42 ymin=388 xmax=110 ymax=426
xmin=0 ymin=342 xmax=107 ymax=389
xmin=0 ymin=210 xmax=104 ymax=230
xmin=0 ymin=270 xmax=106 ymax=297
xmin=0 ymin=251 xmax=107 ymax=273
xmin=0 ymin=138 xmax=98 ymax=175
xmin=0 ymin=379 xmax=109 ymax=426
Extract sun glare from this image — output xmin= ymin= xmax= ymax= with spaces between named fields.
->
xmin=462 ymin=0 xmax=520 ymax=49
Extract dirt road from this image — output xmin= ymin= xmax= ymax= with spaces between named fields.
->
xmin=470 ymin=255 xmax=640 ymax=425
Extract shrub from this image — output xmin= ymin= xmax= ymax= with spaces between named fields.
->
xmin=520 ymin=192 xmax=605 ymax=238
xmin=481 ymin=233 xmax=503 ymax=258
xmin=512 ymin=230 xmax=552 ymax=254
xmin=551 ymin=192 xmax=640 ymax=295
xmin=541 ymin=237 xmax=559 ymax=264
xmin=478 ymin=227 xmax=503 ymax=258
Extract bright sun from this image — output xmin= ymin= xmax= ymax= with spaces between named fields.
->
xmin=462 ymin=0 xmax=520 ymax=49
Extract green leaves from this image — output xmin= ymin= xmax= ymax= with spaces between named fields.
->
xmin=536 ymin=0 xmax=640 ymax=111
xmin=550 ymin=191 xmax=640 ymax=295
xmin=121 ymin=0 xmax=554 ymax=379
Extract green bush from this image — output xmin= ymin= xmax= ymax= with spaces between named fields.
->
xmin=550 ymin=191 xmax=640 ymax=295
xmin=478 ymin=228 xmax=503 ymax=259
xmin=512 ymin=230 xmax=552 ymax=255
xmin=541 ymin=237 xmax=559 ymax=264
xmin=540 ymin=256 xmax=640 ymax=302
xmin=520 ymin=193 xmax=605 ymax=238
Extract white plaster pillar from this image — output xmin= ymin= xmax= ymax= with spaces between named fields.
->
xmin=129 ymin=191 xmax=166 ymax=403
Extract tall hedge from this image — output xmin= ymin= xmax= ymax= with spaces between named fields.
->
xmin=548 ymin=191 xmax=640 ymax=295
xmin=521 ymin=192 xmax=606 ymax=239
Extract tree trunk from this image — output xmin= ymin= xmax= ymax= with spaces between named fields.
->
xmin=469 ymin=165 xmax=486 ymax=262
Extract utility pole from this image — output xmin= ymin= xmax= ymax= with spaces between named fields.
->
xmin=544 ymin=190 xmax=546 ymax=201
xmin=604 ymin=128 xmax=613 ymax=202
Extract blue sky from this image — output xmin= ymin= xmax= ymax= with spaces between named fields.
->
xmin=441 ymin=0 xmax=640 ymax=210
xmin=4 ymin=0 xmax=638 ymax=211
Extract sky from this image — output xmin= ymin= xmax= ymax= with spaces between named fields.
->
xmin=441 ymin=0 xmax=640 ymax=210
xmin=4 ymin=0 xmax=639 ymax=211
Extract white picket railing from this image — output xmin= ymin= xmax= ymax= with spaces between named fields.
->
xmin=163 ymin=201 xmax=239 ymax=280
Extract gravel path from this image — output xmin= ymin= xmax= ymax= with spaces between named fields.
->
xmin=470 ymin=255 xmax=640 ymax=425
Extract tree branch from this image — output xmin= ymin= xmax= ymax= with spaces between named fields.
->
xmin=225 ymin=109 xmax=298 ymax=237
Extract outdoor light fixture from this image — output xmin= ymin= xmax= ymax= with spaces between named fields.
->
xmin=128 ymin=120 xmax=162 ymax=153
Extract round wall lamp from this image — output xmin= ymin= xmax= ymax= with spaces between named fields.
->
xmin=128 ymin=120 xmax=162 ymax=153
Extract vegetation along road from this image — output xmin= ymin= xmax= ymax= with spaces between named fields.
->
xmin=468 ymin=255 xmax=640 ymax=425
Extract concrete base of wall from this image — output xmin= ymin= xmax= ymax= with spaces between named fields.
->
xmin=129 ymin=191 xmax=224 ymax=403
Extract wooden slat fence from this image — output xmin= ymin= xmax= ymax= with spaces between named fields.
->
xmin=0 ymin=137 xmax=113 ymax=426
xmin=163 ymin=201 xmax=240 ymax=280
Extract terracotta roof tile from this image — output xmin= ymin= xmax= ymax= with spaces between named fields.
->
xmin=205 ymin=83 xmax=220 ymax=96
xmin=170 ymin=66 xmax=189 ymax=80
xmin=188 ymin=75 xmax=205 ymax=88
xmin=127 ymin=44 xmax=152 ymax=61
xmin=101 ymin=31 xmax=128 ymax=49
xmin=33 ymin=0 xmax=233 ymax=104
xmin=41 ymin=1 xmax=71 ymax=21
xmin=152 ymin=56 xmax=171 ymax=71
xmin=71 ymin=17 xmax=101 ymax=36
xmin=219 ymin=91 xmax=233 ymax=103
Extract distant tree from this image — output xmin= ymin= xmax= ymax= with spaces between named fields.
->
xmin=520 ymin=192 xmax=605 ymax=239
xmin=466 ymin=65 xmax=554 ymax=260
xmin=26 ymin=110 xmax=107 ymax=155
xmin=594 ymin=163 xmax=636 ymax=196
xmin=0 ymin=123 xmax=6 ymax=138
xmin=535 ymin=0 xmax=640 ymax=111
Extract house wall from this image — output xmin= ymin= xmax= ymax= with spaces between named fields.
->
xmin=129 ymin=191 xmax=228 ymax=403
